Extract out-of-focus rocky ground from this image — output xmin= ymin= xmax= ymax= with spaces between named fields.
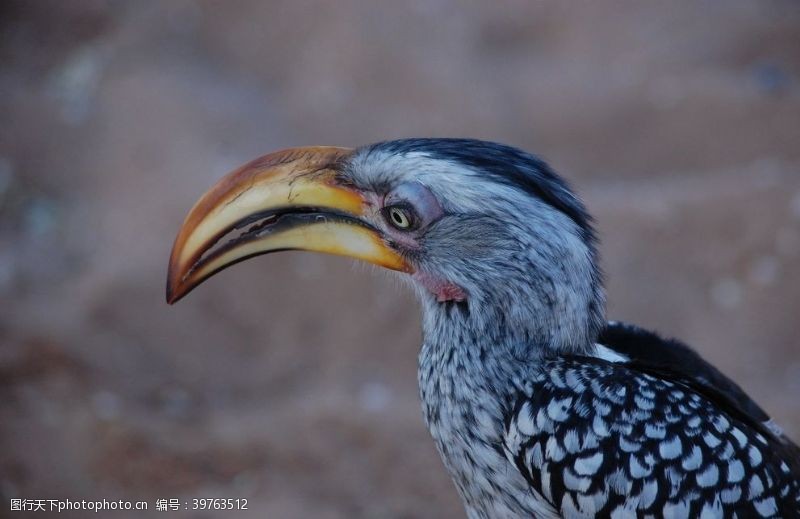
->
xmin=1 ymin=1 xmax=799 ymax=517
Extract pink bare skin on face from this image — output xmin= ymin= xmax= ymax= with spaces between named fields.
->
xmin=363 ymin=182 xmax=467 ymax=303
xmin=413 ymin=271 xmax=468 ymax=302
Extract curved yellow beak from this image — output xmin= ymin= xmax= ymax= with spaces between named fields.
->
xmin=166 ymin=146 xmax=411 ymax=304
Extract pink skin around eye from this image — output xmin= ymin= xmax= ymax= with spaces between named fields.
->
xmin=384 ymin=181 xmax=444 ymax=226
xmin=381 ymin=181 xmax=444 ymax=248
xmin=361 ymin=192 xmax=418 ymax=247
xmin=364 ymin=182 xmax=467 ymax=303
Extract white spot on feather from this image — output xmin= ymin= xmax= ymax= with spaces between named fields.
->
xmin=763 ymin=419 xmax=784 ymax=437
xmin=547 ymin=396 xmax=572 ymax=422
xmin=564 ymin=468 xmax=591 ymax=492
xmin=611 ymin=503 xmax=636 ymax=519
xmin=635 ymin=394 xmax=656 ymax=410
xmin=560 ymin=493 xmax=579 ymax=516
xmin=721 ymin=485 xmax=741 ymax=503
xmin=529 ymin=442 xmax=543 ymax=468
xmin=713 ymin=415 xmax=730 ymax=433
xmin=696 ymin=464 xmax=719 ymax=488
xmin=563 ymin=429 xmax=581 ymax=454
xmin=592 ymin=414 xmax=610 ymax=437
xmin=577 ymin=489 xmax=607 ymax=515
xmin=574 ymin=451 xmax=603 ymax=476
xmin=681 ymin=445 xmax=703 ymax=471
xmin=749 ymin=474 xmax=764 ymax=499
xmin=727 ymin=459 xmax=745 ymax=483
xmin=755 ymin=496 xmax=778 ymax=517
xmin=630 ymin=455 xmax=652 ymax=478
xmin=731 ymin=427 xmax=748 ymax=448
xmin=748 ymin=445 xmax=763 ymax=467
xmin=663 ymin=500 xmax=690 ymax=517
xmin=620 ymin=436 xmax=641 ymax=453
xmin=592 ymin=398 xmax=611 ymax=416
xmin=645 ymin=423 xmax=666 ymax=439
xmin=564 ymin=369 xmax=586 ymax=391
xmin=536 ymin=408 xmax=553 ymax=433
xmin=607 ymin=468 xmax=632 ymax=495
xmin=594 ymin=343 xmax=628 ymax=363
xmin=516 ymin=402 xmax=536 ymax=436
xmin=659 ymin=436 xmax=683 ymax=460
xmin=581 ymin=431 xmax=600 ymax=450
xmin=670 ymin=389 xmax=685 ymax=401
xmin=639 ymin=478 xmax=659 ymax=509
xmin=545 ymin=436 xmax=566 ymax=462
xmin=704 ymin=431 xmax=722 ymax=448
xmin=699 ymin=497 xmax=723 ymax=519
xmin=719 ymin=440 xmax=735 ymax=460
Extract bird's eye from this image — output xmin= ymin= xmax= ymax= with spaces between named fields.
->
xmin=382 ymin=182 xmax=441 ymax=233
xmin=384 ymin=205 xmax=415 ymax=230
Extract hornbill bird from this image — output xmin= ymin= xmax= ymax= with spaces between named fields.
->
xmin=167 ymin=139 xmax=800 ymax=518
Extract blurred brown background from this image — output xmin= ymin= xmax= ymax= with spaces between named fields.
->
xmin=1 ymin=1 xmax=799 ymax=517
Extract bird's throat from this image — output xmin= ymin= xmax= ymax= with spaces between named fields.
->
xmin=413 ymin=271 xmax=467 ymax=302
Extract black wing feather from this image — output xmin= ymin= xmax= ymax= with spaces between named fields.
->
xmin=599 ymin=321 xmax=800 ymax=471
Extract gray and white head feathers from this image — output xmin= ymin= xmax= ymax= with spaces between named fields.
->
xmin=346 ymin=138 xmax=605 ymax=355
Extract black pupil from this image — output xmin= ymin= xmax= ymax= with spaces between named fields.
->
xmin=392 ymin=210 xmax=404 ymax=225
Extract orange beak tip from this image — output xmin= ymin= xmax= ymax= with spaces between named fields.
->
xmin=165 ymin=279 xmax=178 ymax=305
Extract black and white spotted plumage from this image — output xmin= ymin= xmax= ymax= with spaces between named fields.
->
xmin=347 ymin=140 xmax=800 ymax=518
xmin=504 ymin=325 xmax=800 ymax=517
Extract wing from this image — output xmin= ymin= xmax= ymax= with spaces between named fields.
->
xmin=599 ymin=321 xmax=800 ymax=457
xmin=601 ymin=323 xmax=765 ymax=428
xmin=502 ymin=355 xmax=800 ymax=517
